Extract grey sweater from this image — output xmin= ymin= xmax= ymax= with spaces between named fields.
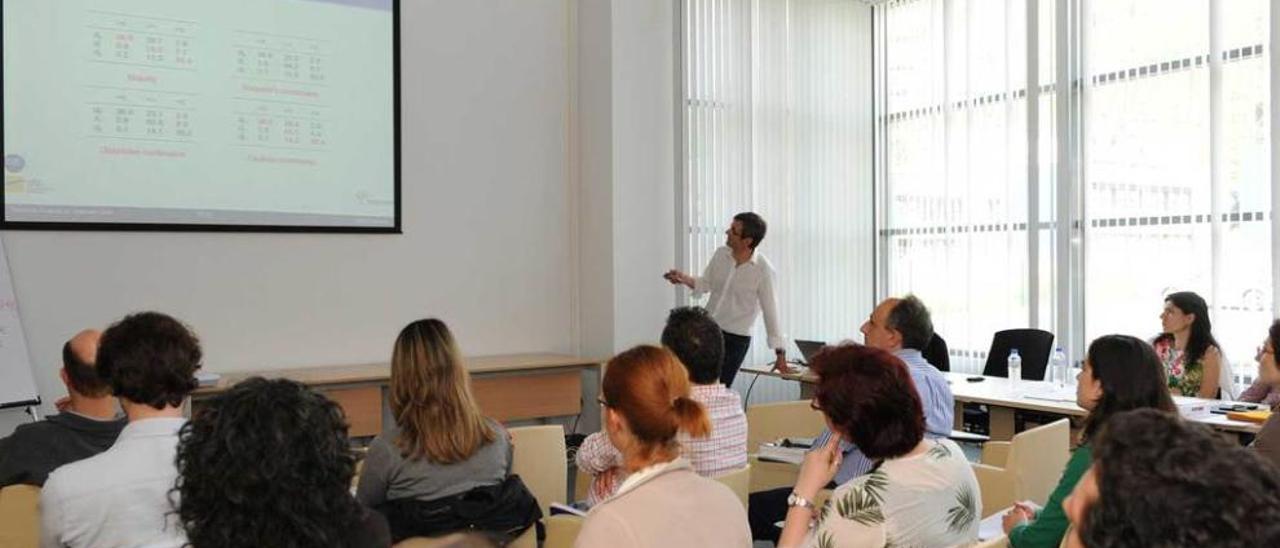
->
xmin=356 ymin=418 xmax=512 ymax=508
xmin=0 ymin=411 xmax=126 ymax=487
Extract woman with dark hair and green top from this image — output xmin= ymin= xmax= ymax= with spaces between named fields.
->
xmin=1153 ymin=291 xmax=1234 ymax=399
xmin=1001 ymin=335 xmax=1177 ymax=547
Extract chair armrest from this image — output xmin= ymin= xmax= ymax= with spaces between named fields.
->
xmin=972 ymin=463 xmax=1015 ymax=516
xmin=544 ymin=515 xmax=586 ymax=548
xmin=747 ymin=455 xmax=801 ymax=493
xmin=981 ymin=441 xmax=1012 ymax=467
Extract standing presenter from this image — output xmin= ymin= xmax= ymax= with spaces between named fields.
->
xmin=664 ymin=212 xmax=788 ymax=387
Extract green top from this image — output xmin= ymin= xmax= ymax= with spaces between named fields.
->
xmin=1008 ymin=445 xmax=1092 ymax=548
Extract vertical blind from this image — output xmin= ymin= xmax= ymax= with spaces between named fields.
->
xmin=682 ymin=0 xmax=875 ymax=401
xmin=881 ymin=0 xmax=1033 ymax=371
xmin=880 ymin=0 xmax=1275 ymax=384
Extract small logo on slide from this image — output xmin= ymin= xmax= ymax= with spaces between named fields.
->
xmin=4 ymin=154 xmax=25 ymax=173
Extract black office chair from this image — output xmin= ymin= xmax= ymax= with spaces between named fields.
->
xmin=963 ymin=329 xmax=1055 ymax=435
xmin=923 ymin=333 xmax=950 ymax=372
xmin=981 ymin=329 xmax=1055 ymax=380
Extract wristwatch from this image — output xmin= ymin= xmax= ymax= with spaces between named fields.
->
xmin=786 ymin=491 xmax=815 ymax=510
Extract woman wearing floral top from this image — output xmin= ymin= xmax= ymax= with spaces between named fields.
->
xmin=777 ymin=344 xmax=980 ymax=548
xmin=1152 ymin=291 xmax=1233 ymax=399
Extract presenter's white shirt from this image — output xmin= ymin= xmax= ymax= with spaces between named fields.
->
xmin=40 ymin=417 xmax=187 ymax=548
xmin=692 ymin=246 xmax=786 ymax=350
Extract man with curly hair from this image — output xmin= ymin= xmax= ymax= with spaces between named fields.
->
xmin=40 ymin=312 xmax=202 ymax=548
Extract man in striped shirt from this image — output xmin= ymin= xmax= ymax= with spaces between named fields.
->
xmin=576 ymin=307 xmax=749 ymax=506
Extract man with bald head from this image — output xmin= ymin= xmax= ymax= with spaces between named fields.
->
xmin=0 ymin=329 xmax=126 ymax=487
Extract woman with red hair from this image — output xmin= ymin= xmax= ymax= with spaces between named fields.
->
xmin=778 ymin=344 xmax=980 ymax=547
xmin=574 ymin=345 xmax=750 ymax=547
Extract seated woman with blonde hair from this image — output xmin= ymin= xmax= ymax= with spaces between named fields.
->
xmin=575 ymin=345 xmax=751 ymax=547
xmin=357 ymin=319 xmax=537 ymax=542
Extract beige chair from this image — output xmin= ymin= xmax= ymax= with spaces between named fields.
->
xmin=509 ymin=425 xmax=568 ymax=515
xmin=971 ymin=418 xmax=1071 ymax=516
xmin=0 ymin=484 xmax=41 ymax=548
xmin=745 ymin=400 xmax=826 ymax=452
xmin=508 ymin=425 xmax=568 ymax=548
xmin=744 ymin=400 xmax=826 ymax=492
xmin=543 ymin=514 xmax=586 ymax=548
xmin=572 ymin=465 xmax=592 ymax=503
xmin=713 ymin=464 xmax=751 ymax=510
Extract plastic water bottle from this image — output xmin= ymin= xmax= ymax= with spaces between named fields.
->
xmin=1051 ymin=347 xmax=1068 ymax=388
xmin=1007 ymin=348 xmax=1023 ymax=390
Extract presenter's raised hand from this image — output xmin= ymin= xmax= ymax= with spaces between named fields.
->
xmin=662 ymin=269 xmax=695 ymax=289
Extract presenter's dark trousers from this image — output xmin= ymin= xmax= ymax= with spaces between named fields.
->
xmin=721 ymin=331 xmax=751 ymax=387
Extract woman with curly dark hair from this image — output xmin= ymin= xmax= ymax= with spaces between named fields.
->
xmin=175 ymin=377 xmax=390 ymax=548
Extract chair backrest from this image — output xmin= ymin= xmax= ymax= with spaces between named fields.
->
xmin=922 ymin=332 xmax=950 ymax=372
xmin=1008 ymin=418 xmax=1072 ymax=505
xmin=745 ymin=400 xmax=827 ymax=452
xmin=983 ymin=329 xmax=1055 ymax=380
xmin=712 ymin=464 xmax=751 ymax=510
xmin=0 ymin=484 xmax=41 ymax=548
xmin=508 ymin=425 xmax=567 ymax=516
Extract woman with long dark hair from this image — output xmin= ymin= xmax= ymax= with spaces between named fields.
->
xmin=1001 ymin=335 xmax=1176 ymax=547
xmin=1153 ymin=291 xmax=1233 ymax=399
xmin=175 ymin=377 xmax=389 ymax=547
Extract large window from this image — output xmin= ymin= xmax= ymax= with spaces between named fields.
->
xmin=879 ymin=0 xmax=1275 ymax=383
xmin=682 ymin=0 xmax=875 ymax=399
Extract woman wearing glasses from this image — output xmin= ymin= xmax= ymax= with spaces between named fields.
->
xmin=777 ymin=344 xmax=980 ymax=548
xmin=575 ymin=345 xmax=750 ymax=547
xmin=1250 ymin=320 xmax=1280 ymax=468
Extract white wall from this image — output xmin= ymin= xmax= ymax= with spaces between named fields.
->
xmin=0 ymin=0 xmax=685 ymax=436
xmin=0 ymin=0 xmax=579 ymax=432
xmin=575 ymin=0 xmax=679 ymax=358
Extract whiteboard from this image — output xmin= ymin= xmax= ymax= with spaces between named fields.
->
xmin=0 ymin=237 xmax=39 ymax=408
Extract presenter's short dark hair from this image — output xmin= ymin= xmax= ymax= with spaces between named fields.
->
xmin=810 ymin=343 xmax=924 ymax=460
xmin=62 ymin=341 xmax=111 ymax=398
xmin=97 ymin=311 xmax=201 ymax=409
xmin=733 ymin=212 xmax=767 ymax=249
xmin=1081 ymin=409 xmax=1280 ymax=547
xmin=887 ymin=294 xmax=934 ymax=351
xmin=661 ymin=306 xmax=724 ymax=385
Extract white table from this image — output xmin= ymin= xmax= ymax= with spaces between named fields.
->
xmin=739 ymin=365 xmax=1262 ymax=440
